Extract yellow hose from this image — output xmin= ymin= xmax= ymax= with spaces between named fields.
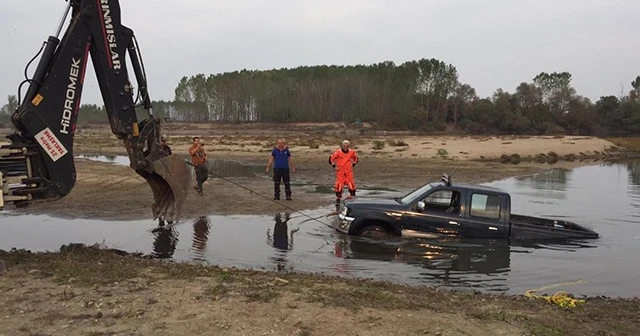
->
xmin=524 ymin=279 xmax=588 ymax=308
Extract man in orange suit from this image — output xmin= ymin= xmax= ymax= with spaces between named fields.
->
xmin=329 ymin=139 xmax=359 ymax=206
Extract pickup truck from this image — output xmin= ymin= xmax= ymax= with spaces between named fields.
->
xmin=333 ymin=175 xmax=599 ymax=240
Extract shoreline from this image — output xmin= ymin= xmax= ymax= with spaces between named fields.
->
xmin=1 ymin=245 xmax=638 ymax=336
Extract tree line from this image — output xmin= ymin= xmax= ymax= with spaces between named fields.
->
xmin=1 ymin=58 xmax=639 ymax=136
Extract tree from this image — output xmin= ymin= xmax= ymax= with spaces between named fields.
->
xmin=0 ymin=95 xmax=18 ymax=124
xmin=533 ymin=72 xmax=572 ymax=102
xmin=162 ymin=59 xmax=635 ymax=136
xmin=449 ymin=83 xmax=476 ymax=124
xmin=532 ymin=71 xmax=576 ymax=123
xmin=77 ymin=104 xmax=107 ymax=124
xmin=409 ymin=58 xmax=459 ymax=124
xmin=514 ymin=82 xmax=542 ymax=111
xmin=0 ymin=95 xmax=18 ymax=115
xmin=563 ymin=96 xmax=599 ymax=135
xmin=630 ymin=76 xmax=640 ymax=101
xmin=595 ymin=95 xmax=620 ymax=128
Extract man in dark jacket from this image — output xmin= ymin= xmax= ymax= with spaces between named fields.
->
xmin=266 ymin=138 xmax=295 ymax=200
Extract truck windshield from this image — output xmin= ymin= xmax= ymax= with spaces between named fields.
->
xmin=398 ymin=183 xmax=433 ymax=205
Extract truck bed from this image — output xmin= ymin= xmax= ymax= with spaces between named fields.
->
xmin=509 ymin=214 xmax=599 ymax=240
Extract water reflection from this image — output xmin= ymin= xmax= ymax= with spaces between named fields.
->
xmin=76 ymin=154 xmax=128 ymax=166
xmin=150 ymin=217 xmax=212 ymax=261
xmin=332 ymin=236 xmax=598 ymax=292
xmin=627 ymin=160 xmax=640 ymax=187
xmin=151 ymin=219 xmax=179 ymax=259
xmin=80 ymin=154 xmax=117 ymax=161
xmin=335 ymin=237 xmax=509 ymax=269
xmin=333 ymin=236 xmax=512 ymax=291
xmin=190 ymin=216 xmax=212 ymax=261
xmin=513 ymin=169 xmax=571 ymax=200
xmin=266 ymin=212 xmax=300 ymax=271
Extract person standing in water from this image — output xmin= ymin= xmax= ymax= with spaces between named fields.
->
xmin=189 ymin=136 xmax=208 ymax=194
xmin=266 ymin=138 xmax=295 ymax=200
xmin=329 ymin=139 xmax=359 ymax=206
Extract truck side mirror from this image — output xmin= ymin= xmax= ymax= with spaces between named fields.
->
xmin=417 ymin=201 xmax=425 ymax=212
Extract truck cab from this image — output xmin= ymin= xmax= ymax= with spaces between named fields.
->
xmin=334 ymin=175 xmax=598 ymax=240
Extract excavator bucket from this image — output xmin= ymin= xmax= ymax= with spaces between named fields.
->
xmin=143 ymin=154 xmax=191 ymax=223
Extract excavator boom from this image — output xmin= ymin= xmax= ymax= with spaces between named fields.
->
xmin=0 ymin=0 xmax=190 ymax=222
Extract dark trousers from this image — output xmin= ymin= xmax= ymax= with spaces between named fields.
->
xmin=273 ymin=168 xmax=291 ymax=199
xmin=194 ymin=164 xmax=208 ymax=193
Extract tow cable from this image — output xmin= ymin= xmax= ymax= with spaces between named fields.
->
xmin=184 ymin=160 xmax=336 ymax=229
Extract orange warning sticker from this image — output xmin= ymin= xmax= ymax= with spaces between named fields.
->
xmin=31 ymin=94 xmax=43 ymax=106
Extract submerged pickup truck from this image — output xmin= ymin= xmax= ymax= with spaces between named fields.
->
xmin=333 ymin=175 xmax=599 ymax=240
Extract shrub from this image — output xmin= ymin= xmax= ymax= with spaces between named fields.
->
xmin=372 ymin=140 xmax=386 ymax=150
xmin=500 ymin=153 xmax=521 ymax=164
xmin=387 ymin=139 xmax=409 ymax=147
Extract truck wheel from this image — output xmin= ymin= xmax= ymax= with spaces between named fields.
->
xmin=358 ymin=224 xmax=392 ymax=240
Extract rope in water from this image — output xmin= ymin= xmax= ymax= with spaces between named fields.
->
xmin=183 ymin=160 xmax=336 ymax=229
xmin=524 ymin=279 xmax=588 ymax=308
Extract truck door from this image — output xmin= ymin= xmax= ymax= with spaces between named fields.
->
xmin=403 ymin=188 xmax=462 ymax=236
xmin=456 ymin=191 xmax=509 ymax=238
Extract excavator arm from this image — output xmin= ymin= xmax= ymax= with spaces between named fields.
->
xmin=0 ymin=0 xmax=191 ymax=222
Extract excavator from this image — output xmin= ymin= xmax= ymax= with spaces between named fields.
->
xmin=0 ymin=0 xmax=191 ymax=223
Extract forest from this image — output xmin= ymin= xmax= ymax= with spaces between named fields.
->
xmin=1 ymin=58 xmax=639 ymax=136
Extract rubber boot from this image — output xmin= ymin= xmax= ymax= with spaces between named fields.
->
xmin=285 ymin=183 xmax=292 ymax=200
xmin=273 ymin=181 xmax=280 ymax=200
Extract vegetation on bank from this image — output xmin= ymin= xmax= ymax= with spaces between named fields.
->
xmin=168 ymin=65 xmax=640 ymax=137
xmin=1 ymin=245 xmax=639 ymax=336
xmin=606 ymin=137 xmax=640 ymax=153
xmin=1 ymin=58 xmax=639 ymax=137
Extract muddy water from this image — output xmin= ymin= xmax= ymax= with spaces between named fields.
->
xmin=2 ymin=160 xmax=640 ymax=298
xmin=76 ymin=154 xmax=130 ymax=166
xmin=76 ymin=154 xmax=265 ymax=177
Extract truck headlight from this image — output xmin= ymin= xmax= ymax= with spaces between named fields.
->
xmin=337 ymin=207 xmax=354 ymax=231
xmin=341 ymin=206 xmax=349 ymax=216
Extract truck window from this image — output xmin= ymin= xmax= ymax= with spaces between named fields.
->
xmin=422 ymin=189 xmax=461 ymax=214
xmin=470 ymin=193 xmax=501 ymax=220
xmin=424 ymin=190 xmax=452 ymax=206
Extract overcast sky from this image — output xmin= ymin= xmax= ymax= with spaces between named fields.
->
xmin=1 ymin=0 xmax=639 ymax=107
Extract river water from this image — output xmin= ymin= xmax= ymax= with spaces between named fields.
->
xmin=1 ymin=159 xmax=639 ymax=298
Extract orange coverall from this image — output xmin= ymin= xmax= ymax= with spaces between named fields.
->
xmin=329 ymin=148 xmax=359 ymax=201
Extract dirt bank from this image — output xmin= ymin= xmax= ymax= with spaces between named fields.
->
xmin=71 ymin=122 xmax=620 ymax=161
xmin=1 ymin=246 xmax=638 ymax=336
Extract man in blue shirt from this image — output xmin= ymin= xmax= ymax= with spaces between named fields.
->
xmin=266 ymin=138 xmax=295 ymax=200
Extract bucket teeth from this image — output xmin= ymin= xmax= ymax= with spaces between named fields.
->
xmin=138 ymin=155 xmax=191 ymax=223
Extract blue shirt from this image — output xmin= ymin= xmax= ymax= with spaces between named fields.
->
xmin=271 ymin=147 xmax=291 ymax=169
